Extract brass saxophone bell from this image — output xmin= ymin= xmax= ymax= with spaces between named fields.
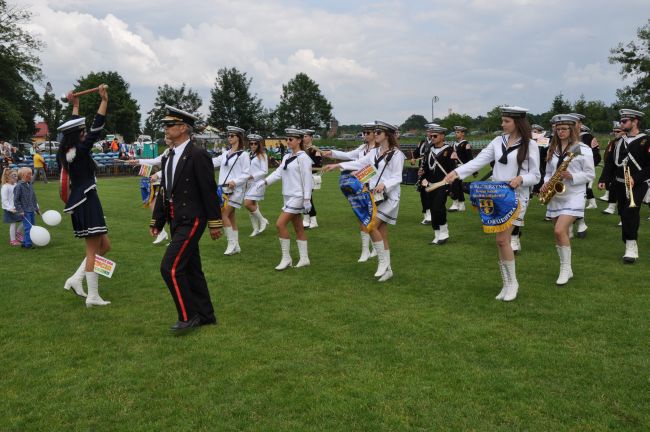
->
xmin=554 ymin=181 xmax=566 ymax=195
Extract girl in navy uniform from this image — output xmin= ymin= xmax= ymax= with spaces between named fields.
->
xmin=57 ymin=85 xmax=111 ymax=307
xmin=445 ymin=106 xmax=540 ymax=301
xmin=244 ymin=134 xmax=269 ymax=237
xmin=540 ymin=114 xmax=595 ymax=285
xmin=212 ymin=126 xmax=250 ymax=255
xmin=261 ymin=128 xmax=313 ymax=270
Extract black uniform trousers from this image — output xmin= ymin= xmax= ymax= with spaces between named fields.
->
xmin=450 ymin=178 xmax=465 ymax=202
xmin=308 ymin=194 xmax=317 ymax=217
xmin=428 ymin=186 xmax=448 ymax=230
xmin=615 ymin=181 xmax=648 ymax=242
xmin=160 ymin=216 xmax=215 ymax=324
xmin=419 ymin=187 xmax=430 ymax=213
xmin=608 ymin=181 xmax=618 ymax=204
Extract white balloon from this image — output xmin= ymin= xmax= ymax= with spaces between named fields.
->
xmin=42 ymin=210 xmax=62 ymax=226
xmin=30 ymin=226 xmax=51 ymax=247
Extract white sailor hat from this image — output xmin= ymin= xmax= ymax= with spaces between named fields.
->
xmin=552 ymin=114 xmax=579 ymax=126
xmin=57 ymin=117 xmax=86 ymax=135
xmin=569 ymin=113 xmax=586 ymax=121
xmin=499 ymin=106 xmax=529 ymax=118
xmin=301 ymin=129 xmax=316 ymax=136
xmin=374 ymin=120 xmax=398 ymax=132
xmin=428 ymin=124 xmax=447 ymax=134
xmin=619 ymin=108 xmax=645 ymax=119
xmin=226 ymin=126 xmax=246 ymax=135
xmin=531 ymin=124 xmax=544 ymax=131
xmin=284 ymin=128 xmax=303 ymax=138
xmin=161 ymin=105 xmax=199 ymax=126
xmin=453 ymin=126 xmax=467 ymax=132
xmin=362 ymin=121 xmax=376 ymax=130
xmin=580 ymin=124 xmax=590 ymax=132
xmin=247 ymin=133 xmax=263 ymax=141
xmin=612 ymin=121 xmax=622 ymax=130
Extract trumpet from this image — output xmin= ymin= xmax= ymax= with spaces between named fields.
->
xmin=624 ymin=162 xmax=637 ymax=208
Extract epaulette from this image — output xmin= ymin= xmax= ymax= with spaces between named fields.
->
xmin=208 ymin=219 xmax=223 ymax=229
xmin=149 ymin=219 xmax=156 ymax=227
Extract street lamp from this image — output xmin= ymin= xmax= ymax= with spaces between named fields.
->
xmin=431 ymin=96 xmax=439 ymax=122
xmin=44 ymin=82 xmax=53 ymax=154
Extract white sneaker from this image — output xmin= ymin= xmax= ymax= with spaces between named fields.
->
xmin=576 ymin=219 xmax=588 ymax=238
xmin=437 ymin=224 xmax=450 ymax=244
xmin=152 ymin=229 xmax=168 ymax=244
xmin=430 ymin=230 xmax=440 ymax=245
xmin=448 ymin=200 xmax=459 ymax=212
xmin=599 ymin=191 xmax=609 ymax=201
xmin=585 ymin=198 xmax=597 ymax=209
xmin=421 ymin=209 xmax=431 ymax=225
xmin=623 ymin=240 xmax=638 ymax=264
xmin=309 ymin=216 xmax=319 ymax=229
xmin=510 ymin=235 xmax=521 ymax=253
xmin=457 ymin=202 xmax=466 ymax=212
xmin=602 ymin=203 xmax=617 ymax=215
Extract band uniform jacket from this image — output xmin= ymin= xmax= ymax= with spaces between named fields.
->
xmin=599 ymin=133 xmax=650 ymax=186
xmin=453 ymin=139 xmax=474 ymax=165
xmin=151 ymin=142 xmax=222 ymax=231
xmin=423 ymin=144 xmax=456 ymax=183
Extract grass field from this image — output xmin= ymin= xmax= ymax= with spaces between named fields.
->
xmin=1 ymin=170 xmax=649 ymax=431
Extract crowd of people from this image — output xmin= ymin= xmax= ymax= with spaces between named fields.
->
xmin=3 ymin=83 xmax=648 ymax=334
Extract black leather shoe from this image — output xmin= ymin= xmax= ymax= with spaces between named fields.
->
xmin=170 ymin=315 xmax=202 ymax=334
xmin=200 ymin=316 xmax=218 ymax=326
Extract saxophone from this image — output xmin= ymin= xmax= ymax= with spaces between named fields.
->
xmin=539 ymin=151 xmax=576 ymax=204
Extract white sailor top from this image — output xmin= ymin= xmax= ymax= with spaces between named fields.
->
xmin=544 ymin=142 xmax=595 ymax=194
xmin=248 ymin=152 xmax=269 ymax=182
xmin=339 ymin=147 xmax=406 ymax=200
xmin=61 ymin=114 xmax=106 ymax=213
xmin=265 ymin=151 xmax=313 ymax=199
xmin=456 ymin=134 xmax=540 ymax=190
xmin=137 ymin=154 xmax=164 ymax=167
xmin=212 ymin=150 xmax=250 ymax=187
xmin=330 ymin=143 xmax=374 ymax=161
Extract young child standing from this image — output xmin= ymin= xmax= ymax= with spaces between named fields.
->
xmin=1 ymin=168 xmax=23 ymax=245
xmin=13 ymin=167 xmax=39 ymax=249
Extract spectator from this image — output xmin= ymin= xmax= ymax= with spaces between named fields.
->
xmin=32 ymin=149 xmax=48 ymax=183
xmin=13 ymin=167 xmax=39 ymax=249
xmin=2 ymin=168 xmax=23 ymax=246
xmin=111 ymin=138 xmax=119 ymax=152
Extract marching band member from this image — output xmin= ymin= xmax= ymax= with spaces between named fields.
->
xmin=302 ymin=129 xmax=321 ymax=229
xmin=151 ymin=106 xmax=223 ymax=332
xmin=445 ymin=106 xmax=540 ymax=301
xmin=212 ymin=126 xmax=250 ymax=255
xmin=412 ymin=126 xmax=433 ymax=224
xmin=260 ymin=128 xmax=313 ymax=270
xmin=601 ymin=122 xmax=625 ymax=215
xmin=323 ymin=121 xmax=405 ymax=282
xmin=322 ymin=122 xmax=378 ymax=262
xmin=598 ymin=109 xmax=649 ymax=263
xmin=531 ymin=124 xmax=549 ymax=197
xmin=57 ymin=85 xmax=112 ymax=306
xmin=244 ymin=134 xmax=269 ymax=237
xmin=540 ymin=114 xmax=595 ymax=285
xmin=419 ymin=124 xmax=456 ymax=244
xmin=448 ymin=126 xmax=473 ymax=212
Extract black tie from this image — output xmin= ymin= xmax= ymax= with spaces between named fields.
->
xmin=166 ymin=149 xmax=175 ymax=199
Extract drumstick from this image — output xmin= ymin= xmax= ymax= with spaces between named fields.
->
xmin=61 ymin=84 xmax=108 ymax=102
xmin=424 ymin=179 xmax=448 ymax=193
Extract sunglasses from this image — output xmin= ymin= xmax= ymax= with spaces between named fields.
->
xmin=620 ymin=118 xmax=631 ymax=124
xmin=374 ymin=129 xmax=385 ymax=135
xmin=556 ymin=127 xmax=571 ymax=132
xmin=287 ymin=137 xmax=298 ymax=141
xmin=431 ymin=134 xmax=439 ymax=138
xmin=363 ymin=131 xmax=374 ymax=135
xmin=163 ymin=123 xmax=181 ymax=128
xmin=228 ymin=134 xmax=237 ymax=138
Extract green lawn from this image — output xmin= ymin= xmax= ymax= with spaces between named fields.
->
xmin=1 ymin=171 xmax=649 ymax=431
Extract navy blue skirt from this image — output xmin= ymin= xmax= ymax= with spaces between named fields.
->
xmin=3 ymin=209 xmax=22 ymax=223
xmin=70 ymin=188 xmax=108 ymax=238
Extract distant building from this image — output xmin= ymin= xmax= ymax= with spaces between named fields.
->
xmin=33 ymin=122 xmax=49 ymax=143
xmin=328 ymin=117 xmax=339 ymax=138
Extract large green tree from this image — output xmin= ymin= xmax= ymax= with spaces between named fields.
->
xmin=65 ymin=71 xmax=140 ymax=143
xmin=0 ymin=0 xmax=42 ymax=140
xmin=609 ymin=19 xmax=650 ymax=110
xmin=274 ymin=73 xmax=333 ymax=133
xmin=401 ymin=114 xmax=429 ymax=131
xmin=144 ymin=83 xmax=202 ymax=140
xmin=208 ymin=67 xmax=263 ymax=131
xmin=439 ymin=113 xmax=473 ymax=132
xmin=37 ymin=83 xmax=63 ymax=149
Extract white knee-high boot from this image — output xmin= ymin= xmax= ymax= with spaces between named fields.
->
xmin=502 ymin=260 xmax=519 ymax=301
xmin=64 ymin=258 xmax=88 ymax=298
xmin=556 ymin=245 xmax=573 ymax=285
xmin=275 ymin=238 xmax=292 ymax=270
xmin=296 ymin=239 xmax=310 ymax=267
xmin=378 ymin=249 xmax=393 ymax=282
xmin=224 ymin=226 xmax=234 ymax=255
xmin=358 ymin=232 xmax=371 ymax=262
xmin=373 ymin=241 xmax=389 ymax=277
xmin=85 ymin=271 xmax=110 ymax=307
xmin=249 ymin=212 xmax=259 ymax=237
xmin=496 ymin=261 xmax=507 ymax=300
xmin=254 ymin=208 xmax=268 ymax=234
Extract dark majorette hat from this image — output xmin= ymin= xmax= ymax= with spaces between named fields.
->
xmin=569 ymin=113 xmax=586 ymax=121
xmin=247 ymin=133 xmax=263 ymax=141
xmin=285 ymin=128 xmax=303 ymax=138
xmin=161 ymin=105 xmax=198 ymax=127
xmin=553 ymin=114 xmax=579 ymax=126
xmin=226 ymin=126 xmax=246 ymax=135
xmin=531 ymin=124 xmax=544 ymax=131
xmin=453 ymin=126 xmax=468 ymax=132
xmin=499 ymin=106 xmax=529 ymax=118
xmin=301 ymin=129 xmax=316 ymax=136
xmin=619 ymin=108 xmax=645 ymax=120
xmin=374 ymin=120 xmax=397 ymax=132
xmin=362 ymin=121 xmax=376 ymax=130
xmin=57 ymin=116 xmax=86 ymax=135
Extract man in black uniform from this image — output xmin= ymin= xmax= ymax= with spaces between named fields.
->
xmin=150 ymin=106 xmax=223 ymax=333
xmin=301 ymin=129 xmax=321 ymax=229
xmin=598 ymin=109 xmax=649 ymax=263
xmin=419 ymin=124 xmax=456 ymax=244
xmin=448 ymin=126 xmax=474 ymax=212
xmin=412 ymin=125 xmax=434 ymax=224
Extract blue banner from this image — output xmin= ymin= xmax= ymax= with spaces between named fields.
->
xmin=216 ymin=186 xmax=230 ymax=209
xmin=339 ymin=173 xmax=378 ymax=231
xmin=140 ymin=177 xmax=152 ymax=207
xmin=469 ymin=181 xmax=520 ymax=233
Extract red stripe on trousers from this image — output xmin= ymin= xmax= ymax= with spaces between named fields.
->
xmin=171 ymin=217 xmax=200 ymax=321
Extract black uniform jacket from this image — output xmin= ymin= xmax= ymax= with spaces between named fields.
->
xmin=151 ymin=141 xmax=223 ymax=231
xmin=599 ymin=134 xmax=650 ymax=185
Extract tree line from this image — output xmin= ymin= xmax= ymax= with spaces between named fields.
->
xmin=1 ymin=1 xmax=648 ymax=144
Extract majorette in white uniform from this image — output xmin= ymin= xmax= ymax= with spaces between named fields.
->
xmin=244 ymin=137 xmax=269 ymax=201
xmin=545 ymin=146 xmax=595 ymax=218
xmin=212 ymin=147 xmax=250 ymax=209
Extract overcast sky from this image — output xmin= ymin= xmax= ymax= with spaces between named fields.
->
xmin=23 ymin=0 xmax=647 ymax=126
